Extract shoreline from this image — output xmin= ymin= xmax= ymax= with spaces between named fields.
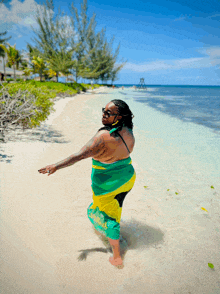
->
xmin=0 ymin=86 xmax=108 ymax=164
xmin=1 ymin=87 xmax=220 ymax=294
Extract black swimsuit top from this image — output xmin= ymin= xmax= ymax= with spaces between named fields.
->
xmin=98 ymin=125 xmax=131 ymax=153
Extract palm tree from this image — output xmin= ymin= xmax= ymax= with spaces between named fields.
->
xmin=32 ymin=56 xmax=46 ymax=81
xmin=0 ymin=45 xmax=6 ymax=81
xmin=25 ymin=44 xmax=41 ymax=77
xmin=0 ymin=31 xmax=11 ymax=81
xmin=0 ymin=43 xmax=21 ymax=80
xmin=22 ymin=68 xmax=32 ymax=80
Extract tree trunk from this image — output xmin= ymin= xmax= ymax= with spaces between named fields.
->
xmin=56 ymin=72 xmax=59 ymax=82
xmin=39 ymin=69 xmax=42 ymax=82
xmin=13 ymin=64 xmax=16 ymax=81
xmin=3 ymin=57 xmax=6 ymax=81
xmin=75 ymin=68 xmax=78 ymax=83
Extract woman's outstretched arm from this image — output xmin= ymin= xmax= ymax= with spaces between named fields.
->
xmin=38 ymin=131 xmax=107 ymax=175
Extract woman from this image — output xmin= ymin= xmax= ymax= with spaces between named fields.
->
xmin=38 ymin=99 xmax=136 ymax=267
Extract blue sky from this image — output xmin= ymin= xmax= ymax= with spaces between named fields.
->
xmin=1 ymin=0 xmax=220 ymax=85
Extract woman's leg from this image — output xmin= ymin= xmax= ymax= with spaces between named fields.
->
xmin=94 ymin=228 xmax=112 ymax=250
xmin=108 ymin=238 xmax=123 ymax=267
xmin=94 ymin=228 xmax=102 ymax=237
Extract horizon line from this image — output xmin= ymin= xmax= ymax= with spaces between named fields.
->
xmin=113 ymin=84 xmax=220 ymax=87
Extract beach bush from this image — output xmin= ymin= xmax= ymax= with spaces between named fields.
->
xmin=0 ymin=81 xmax=101 ymax=135
xmin=0 ymin=83 xmax=54 ymax=133
xmin=81 ymin=83 xmax=100 ymax=90
xmin=6 ymin=78 xmax=14 ymax=82
xmin=2 ymin=80 xmax=97 ymax=102
xmin=12 ymin=81 xmax=79 ymax=97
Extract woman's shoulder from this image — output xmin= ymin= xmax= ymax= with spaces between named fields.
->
xmin=121 ymin=126 xmax=134 ymax=135
xmin=95 ymin=129 xmax=112 ymax=141
xmin=97 ymin=125 xmax=134 ymax=140
xmin=98 ymin=126 xmax=111 ymax=132
xmin=98 ymin=130 xmax=109 ymax=136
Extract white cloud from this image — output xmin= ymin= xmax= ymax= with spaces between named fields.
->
xmin=206 ymin=47 xmax=220 ymax=58
xmin=22 ymin=16 xmax=37 ymax=26
xmin=123 ymin=48 xmax=220 ymax=73
xmin=0 ymin=0 xmax=44 ymax=31
xmin=124 ymin=57 xmax=211 ymax=72
xmin=0 ymin=0 xmax=75 ymax=42
xmin=58 ymin=15 xmax=75 ymax=40
xmin=206 ymin=47 xmax=220 ymax=66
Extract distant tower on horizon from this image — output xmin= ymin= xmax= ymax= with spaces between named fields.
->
xmin=137 ymin=78 xmax=147 ymax=89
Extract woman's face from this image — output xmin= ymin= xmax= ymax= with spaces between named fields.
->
xmin=102 ymin=102 xmax=122 ymax=126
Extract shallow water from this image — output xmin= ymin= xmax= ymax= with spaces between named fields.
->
xmin=107 ymin=87 xmax=220 ymax=180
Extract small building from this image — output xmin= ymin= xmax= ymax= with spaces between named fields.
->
xmin=66 ymin=76 xmax=75 ymax=82
xmin=33 ymin=76 xmax=45 ymax=81
xmin=0 ymin=64 xmax=24 ymax=80
xmin=50 ymin=76 xmax=57 ymax=82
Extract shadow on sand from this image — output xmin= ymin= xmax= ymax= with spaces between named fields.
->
xmin=5 ymin=125 xmax=69 ymax=144
xmin=77 ymin=219 xmax=164 ymax=261
xmin=0 ymin=125 xmax=69 ymax=163
xmin=0 ymin=151 xmax=13 ymax=163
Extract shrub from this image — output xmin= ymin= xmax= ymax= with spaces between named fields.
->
xmin=0 ymin=83 xmax=54 ymax=133
xmin=6 ymin=78 xmax=14 ymax=82
xmin=0 ymin=80 xmax=101 ymax=137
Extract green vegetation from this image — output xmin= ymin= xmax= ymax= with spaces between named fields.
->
xmin=0 ymin=81 xmax=100 ymax=138
xmin=1 ymin=0 xmax=124 ymax=85
xmin=208 ymin=263 xmax=214 ymax=269
xmin=0 ymin=43 xmax=21 ymax=80
xmin=1 ymin=1 xmax=124 ymax=84
xmin=0 ymin=31 xmax=11 ymax=81
xmin=1 ymin=82 xmax=54 ymax=128
xmin=0 ymin=0 xmax=122 ymax=139
xmin=2 ymin=80 xmax=99 ymax=99
xmin=24 ymin=0 xmax=125 ymax=84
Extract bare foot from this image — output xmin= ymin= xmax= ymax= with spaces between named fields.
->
xmin=109 ymin=256 xmax=124 ymax=269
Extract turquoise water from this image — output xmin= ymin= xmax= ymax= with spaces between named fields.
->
xmin=115 ymin=85 xmax=220 ymax=132
xmin=106 ymin=87 xmax=220 ymax=180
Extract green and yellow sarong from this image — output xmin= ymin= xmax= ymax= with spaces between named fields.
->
xmin=87 ymin=157 xmax=136 ymax=240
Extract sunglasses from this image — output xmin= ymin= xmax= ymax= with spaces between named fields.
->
xmin=102 ymin=108 xmax=118 ymax=118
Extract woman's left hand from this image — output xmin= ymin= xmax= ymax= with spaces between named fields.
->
xmin=38 ymin=164 xmax=57 ymax=176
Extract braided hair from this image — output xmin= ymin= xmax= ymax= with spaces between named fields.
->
xmin=98 ymin=99 xmax=134 ymax=133
xmin=111 ymin=99 xmax=134 ymax=130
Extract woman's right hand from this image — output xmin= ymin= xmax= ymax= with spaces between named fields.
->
xmin=38 ymin=164 xmax=57 ymax=176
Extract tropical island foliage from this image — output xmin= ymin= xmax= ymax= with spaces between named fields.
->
xmin=0 ymin=80 xmax=100 ymax=140
xmin=1 ymin=0 xmax=124 ymax=84
xmin=0 ymin=0 xmax=123 ymax=138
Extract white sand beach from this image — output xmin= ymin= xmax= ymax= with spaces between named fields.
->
xmin=1 ymin=87 xmax=220 ymax=294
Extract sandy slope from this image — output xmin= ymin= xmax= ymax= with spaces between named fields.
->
xmin=1 ymin=87 xmax=220 ymax=294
